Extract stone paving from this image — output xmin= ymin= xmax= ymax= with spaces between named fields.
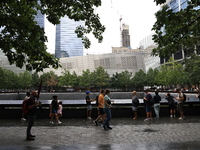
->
xmin=0 ymin=116 xmax=200 ymax=150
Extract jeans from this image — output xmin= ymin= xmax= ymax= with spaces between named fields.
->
xmin=103 ymin=108 xmax=112 ymax=127
xmin=154 ymin=103 xmax=160 ymax=118
xmin=27 ymin=115 xmax=36 ymax=137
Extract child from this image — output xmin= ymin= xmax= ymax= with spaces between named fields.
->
xmin=57 ymin=101 xmax=63 ymax=119
xmin=49 ymin=95 xmax=62 ymax=124
xmin=86 ymin=91 xmax=95 ymax=120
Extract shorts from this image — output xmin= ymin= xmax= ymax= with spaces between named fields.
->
xmin=87 ymin=105 xmax=92 ymax=110
xmin=177 ymin=103 xmax=184 ymax=112
xmin=132 ymin=106 xmax=138 ymax=112
xmin=169 ymin=104 xmax=176 ymax=109
xmin=99 ymin=108 xmax=105 ymax=115
xmin=52 ymin=108 xmax=57 ymax=114
xmin=145 ymin=105 xmax=152 ymax=112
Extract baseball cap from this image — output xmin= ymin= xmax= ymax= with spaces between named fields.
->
xmin=86 ymin=91 xmax=90 ymax=94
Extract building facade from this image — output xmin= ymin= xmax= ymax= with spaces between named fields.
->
xmin=34 ymin=9 xmax=45 ymax=29
xmin=42 ymin=47 xmax=160 ymax=77
xmin=160 ymin=0 xmax=191 ymax=64
xmin=121 ymin=24 xmax=131 ymax=48
xmin=55 ymin=16 xmax=84 ymax=58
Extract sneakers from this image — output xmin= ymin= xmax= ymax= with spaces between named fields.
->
xmin=178 ymin=116 xmax=185 ymax=120
xmin=21 ymin=118 xmax=26 ymax=121
xmin=174 ymin=115 xmax=176 ymax=118
xmin=93 ymin=120 xmax=98 ymax=126
xmin=103 ymin=125 xmax=107 ymax=130
xmin=170 ymin=115 xmax=173 ymax=118
xmin=50 ymin=121 xmax=54 ymax=124
xmin=26 ymin=136 xmax=35 ymax=141
xmin=58 ymin=121 xmax=62 ymax=124
xmin=107 ymin=126 xmax=112 ymax=130
xmin=87 ymin=117 xmax=92 ymax=120
xmin=144 ymin=118 xmax=149 ymax=121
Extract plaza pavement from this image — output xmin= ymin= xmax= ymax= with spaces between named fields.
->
xmin=0 ymin=116 xmax=200 ymax=150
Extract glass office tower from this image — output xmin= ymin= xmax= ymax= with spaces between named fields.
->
xmin=167 ymin=0 xmax=189 ymax=12
xmin=34 ymin=11 xmax=45 ymax=29
xmin=55 ymin=16 xmax=84 ymax=58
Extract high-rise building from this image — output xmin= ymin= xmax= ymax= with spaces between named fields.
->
xmin=160 ymin=0 xmax=193 ymax=64
xmin=34 ymin=10 xmax=45 ymax=29
xmin=167 ymin=0 xmax=189 ymax=12
xmin=55 ymin=16 xmax=84 ymax=58
xmin=121 ymin=24 xmax=131 ymax=48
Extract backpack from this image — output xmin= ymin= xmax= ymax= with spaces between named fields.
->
xmin=22 ymin=99 xmax=29 ymax=114
xmin=96 ymin=95 xmax=99 ymax=106
xmin=22 ymin=98 xmax=33 ymax=114
xmin=179 ymin=93 xmax=186 ymax=102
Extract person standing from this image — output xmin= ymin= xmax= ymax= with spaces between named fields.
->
xmin=143 ymin=89 xmax=153 ymax=121
xmin=93 ymin=90 xmax=105 ymax=126
xmin=132 ymin=91 xmax=139 ymax=120
xmin=21 ymin=92 xmax=31 ymax=121
xmin=165 ymin=93 xmax=176 ymax=117
xmin=152 ymin=91 xmax=161 ymax=119
xmin=103 ymin=89 xmax=114 ymax=130
xmin=26 ymin=90 xmax=40 ymax=141
xmin=85 ymin=91 xmax=95 ymax=120
xmin=57 ymin=101 xmax=63 ymax=119
xmin=174 ymin=89 xmax=185 ymax=120
xmin=50 ymin=95 xmax=62 ymax=124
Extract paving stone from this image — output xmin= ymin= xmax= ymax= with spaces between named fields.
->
xmin=0 ymin=116 xmax=200 ymax=149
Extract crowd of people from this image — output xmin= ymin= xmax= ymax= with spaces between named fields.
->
xmin=89 ymin=88 xmax=192 ymax=125
xmin=21 ymin=88 xmax=199 ymax=141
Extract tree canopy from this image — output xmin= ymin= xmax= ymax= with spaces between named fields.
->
xmin=152 ymin=0 xmax=200 ymax=58
xmin=0 ymin=0 xmax=105 ymax=72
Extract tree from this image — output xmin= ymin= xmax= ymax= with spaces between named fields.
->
xmin=58 ymin=70 xmax=73 ymax=88
xmin=0 ymin=0 xmax=105 ymax=71
xmin=185 ymin=56 xmax=200 ymax=87
xmin=2 ymin=69 xmax=19 ymax=91
xmin=31 ymin=72 xmax=40 ymax=89
xmin=93 ymin=66 xmax=110 ymax=89
xmin=79 ymin=69 xmax=93 ymax=88
xmin=118 ymin=70 xmax=132 ymax=91
xmin=18 ymin=71 xmax=33 ymax=91
xmin=70 ymin=71 xmax=79 ymax=88
xmin=110 ymin=73 xmax=120 ymax=88
xmin=154 ymin=65 xmax=167 ymax=89
xmin=40 ymin=71 xmax=58 ymax=91
xmin=132 ymin=69 xmax=146 ymax=91
xmin=152 ymin=0 xmax=200 ymax=58
xmin=146 ymin=68 xmax=157 ymax=87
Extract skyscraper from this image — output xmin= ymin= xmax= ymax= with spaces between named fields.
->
xmin=55 ymin=16 xmax=84 ymax=58
xmin=167 ymin=0 xmax=189 ymax=12
xmin=160 ymin=0 xmax=200 ymax=64
xmin=34 ymin=10 xmax=45 ymax=29
xmin=121 ymin=24 xmax=131 ymax=48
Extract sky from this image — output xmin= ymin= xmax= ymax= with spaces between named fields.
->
xmin=45 ymin=0 xmax=160 ymax=55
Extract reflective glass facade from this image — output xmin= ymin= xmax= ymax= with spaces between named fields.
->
xmin=34 ymin=11 xmax=45 ymax=29
xmin=55 ymin=16 xmax=84 ymax=58
xmin=168 ymin=0 xmax=189 ymax=12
